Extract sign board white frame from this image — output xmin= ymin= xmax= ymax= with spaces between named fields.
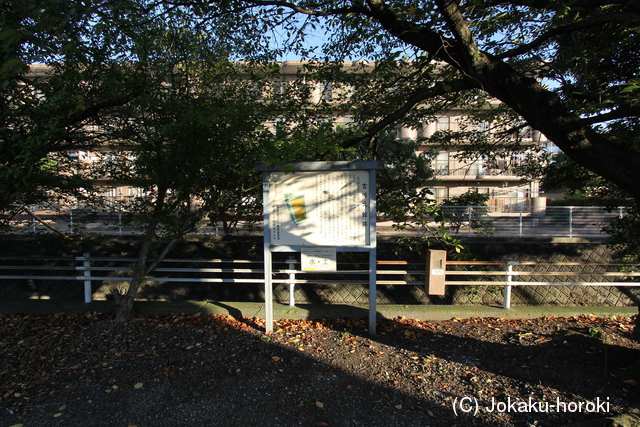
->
xmin=257 ymin=161 xmax=381 ymax=334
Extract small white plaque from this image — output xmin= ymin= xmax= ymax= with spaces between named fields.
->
xmin=301 ymin=247 xmax=337 ymax=271
xmin=431 ymin=269 xmax=445 ymax=276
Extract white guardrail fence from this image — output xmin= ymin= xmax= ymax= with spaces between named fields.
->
xmin=4 ymin=205 xmax=629 ymax=238
xmin=1 ymin=255 xmax=639 ymax=308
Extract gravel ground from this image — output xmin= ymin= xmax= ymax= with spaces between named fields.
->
xmin=1 ymin=312 xmax=640 ymax=427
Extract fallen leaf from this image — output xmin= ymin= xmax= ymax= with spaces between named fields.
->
xmin=395 ymin=404 xmax=402 ymax=410
xmin=134 ymin=382 xmax=144 ymax=389
xmin=623 ymin=379 xmax=637 ymax=389
xmin=316 ymin=401 xmax=324 ymax=408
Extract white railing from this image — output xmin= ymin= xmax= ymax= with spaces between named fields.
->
xmin=383 ymin=205 xmax=628 ymax=238
xmin=4 ymin=205 xmax=630 ymax=238
xmin=435 ymin=168 xmax=520 ymax=178
xmin=1 ymin=255 xmax=639 ymax=309
xmin=0 ymin=255 xmax=420 ymax=304
xmin=445 ymin=260 xmax=640 ymax=309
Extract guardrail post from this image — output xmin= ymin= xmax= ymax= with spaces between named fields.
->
xmin=287 ymin=256 xmax=296 ymax=306
xmin=118 ymin=206 xmax=123 ymax=235
xmin=519 ymin=206 xmax=523 ymax=237
xmin=82 ymin=252 xmax=92 ymax=303
xmin=569 ymin=206 xmax=573 ymax=238
xmin=503 ymin=260 xmax=518 ymax=309
xmin=31 ymin=206 xmax=37 ymax=233
xmin=69 ymin=206 xmax=74 ymax=234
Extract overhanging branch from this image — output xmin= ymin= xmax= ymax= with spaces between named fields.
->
xmin=580 ymin=106 xmax=640 ymax=125
xmin=341 ymin=78 xmax=478 ymax=149
xmin=496 ymin=12 xmax=640 ymax=59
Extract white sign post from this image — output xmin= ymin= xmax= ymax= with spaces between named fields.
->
xmin=257 ymin=161 xmax=381 ymax=334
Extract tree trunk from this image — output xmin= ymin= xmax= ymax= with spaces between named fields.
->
xmin=113 ymin=286 xmax=136 ymax=324
xmin=112 ymin=217 xmax=158 ymax=324
xmin=111 ymin=201 xmax=200 ymax=324
xmin=113 ymin=268 xmax=150 ymax=324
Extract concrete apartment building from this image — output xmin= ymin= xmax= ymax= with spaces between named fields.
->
xmin=403 ymin=113 xmax=550 ymax=210
xmin=25 ymin=61 xmax=551 ymax=211
xmin=277 ymin=60 xmax=550 ymax=211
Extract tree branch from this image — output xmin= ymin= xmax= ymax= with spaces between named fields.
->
xmin=341 ymin=78 xmax=479 ymax=148
xmin=23 ymin=207 xmax=72 ymax=240
xmin=365 ymin=0 xmax=463 ymax=66
xmin=233 ymin=0 xmax=368 ymax=16
xmin=483 ymin=0 xmax=640 ymax=13
xmin=580 ymin=106 xmax=640 ymax=125
xmin=61 ymin=93 xmax=139 ymax=128
xmin=435 ymin=0 xmax=494 ymax=76
xmin=496 ymin=12 xmax=640 ymax=59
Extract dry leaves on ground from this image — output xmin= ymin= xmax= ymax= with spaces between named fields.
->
xmin=1 ymin=312 xmax=640 ymax=426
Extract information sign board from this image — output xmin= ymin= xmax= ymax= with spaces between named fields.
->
xmin=256 ymin=161 xmax=381 ymax=334
xmin=267 ymin=170 xmax=370 ymax=246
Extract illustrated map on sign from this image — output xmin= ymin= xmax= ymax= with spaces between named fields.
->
xmin=284 ymin=193 xmax=307 ymax=224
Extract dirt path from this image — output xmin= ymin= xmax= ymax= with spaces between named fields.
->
xmin=1 ymin=313 xmax=639 ymax=426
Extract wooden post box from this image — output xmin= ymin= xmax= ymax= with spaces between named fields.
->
xmin=426 ymin=250 xmax=447 ymax=295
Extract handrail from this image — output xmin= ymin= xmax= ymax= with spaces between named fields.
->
xmin=4 ymin=205 xmax=630 ymax=238
xmin=444 ymin=259 xmax=640 ymax=309
xmin=2 ymin=255 xmax=639 ymax=309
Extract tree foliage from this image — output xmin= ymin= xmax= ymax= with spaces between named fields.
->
xmin=0 ymin=0 xmax=276 ymax=220
xmin=5 ymin=0 xmax=640 ymax=316
xmin=183 ymin=0 xmax=639 ymax=192
xmin=187 ymin=0 xmax=640 ymax=255
xmin=3 ymin=1 xmax=445 ymax=320
xmin=441 ymin=190 xmax=493 ymax=234
xmin=104 ymin=58 xmax=281 ymax=322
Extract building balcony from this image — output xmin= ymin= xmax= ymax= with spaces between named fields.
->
xmin=436 ymin=169 xmax=522 ymax=181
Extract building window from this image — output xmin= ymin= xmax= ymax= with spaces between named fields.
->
xmin=435 ymin=152 xmax=449 ymax=174
xmin=244 ymin=81 xmax=263 ymax=99
xmin=320 ymin=81 xmax=333 ymax=101
xmin=427 ymin=187 xmax=449 ymax=201
xmin=468 ymin=157 xmax=485 ymax=176
xmin=102 ymin=187 xmax=117 ymax=200
xmin=437 ymin=116 xmax=450 ymax=131
xmin=273 ymin=80 xmax=286 ymax=95
xmin=470 ymin=120 xmax=488 ymax=132
xmin=129 ymin=187 xmax=145 ymax=198
xmin=272 ymin=117 xmax=285 ymax=136
xmin=519 ymin=126 xmax=532 ymax=139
